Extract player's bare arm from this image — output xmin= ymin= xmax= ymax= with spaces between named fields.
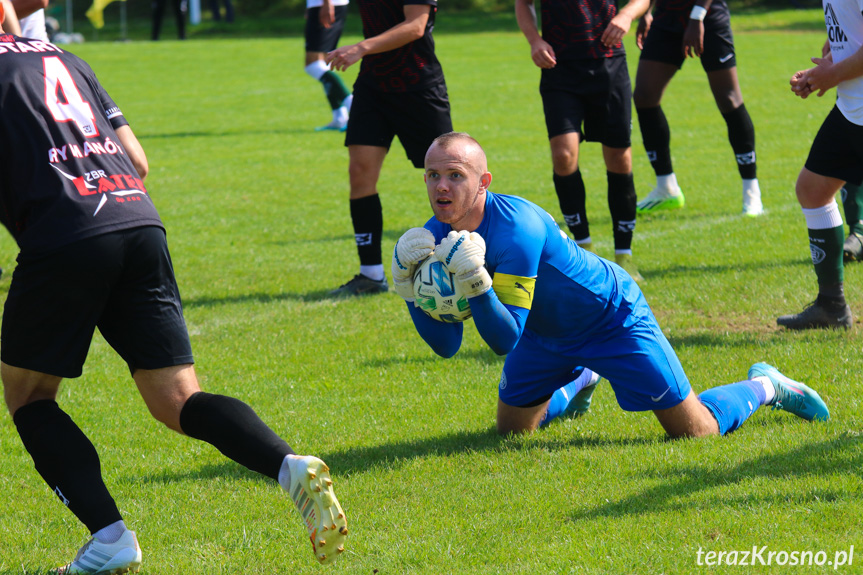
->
xmin=115 ymin=125 xmax=149 ymax=181
xmin=1 ymin=0 xmax=21 ymax=34
xmin=601 ymin=0 xmax=650 ymax=48
xmin=9 ymin=0 xmax=45 ymax=19
xmin=635 ymin=0 xmax=655 ymax=50
xmin=319 ymin=0 xmax=335 ymax=29
xmin=682 ymin=0 xmax=712 ymax=58
xmin=326 ymin=4 xmax=429 ymax=71
xmin=515 ymin=0 xmax=556 ymax=69
xmin=803 ymin=45 xmax=863 ymax=97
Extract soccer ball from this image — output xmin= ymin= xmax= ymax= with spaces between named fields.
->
xmin=413 ymin=256 xmax=472 ymax=323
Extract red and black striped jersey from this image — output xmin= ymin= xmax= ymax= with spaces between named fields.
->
xmin=0 ymin=36 xmax=162 ymax=253
xmin=539 ymin=0 xmax=626 ymax=60
xmin=355 ymin=0 xmax=446 ymax=92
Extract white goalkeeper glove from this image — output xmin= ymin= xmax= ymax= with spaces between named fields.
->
xmin=392 ymin=227 xmax=435 ymax=302
xmin=436 ymin=230 xmax=492 ymax=298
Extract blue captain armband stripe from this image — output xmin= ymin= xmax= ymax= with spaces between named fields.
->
xmin=492 ymin=273 xmax=535 ymax=309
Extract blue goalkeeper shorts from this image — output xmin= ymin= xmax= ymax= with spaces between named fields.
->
xmin=498 ymin=315 xmax=691 ymax=411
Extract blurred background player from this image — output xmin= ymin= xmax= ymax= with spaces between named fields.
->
xmin=151 ymin=0 xmax=186 ymax=40
xmin=305 ymin=0 xmax=352 ymax=131
xmin=393 ymin=132 xmax=828 ymax=437
xmin=778 ymin=2 xmax=863 ymax=330
xmin=325 ymin=0 xmax=452 ymax=297
xmin=515 ymin=0 xmax=648 ymax=281
xmin=209 ymin=0 xmax=233 ymax=22
xmin=12 ymin=0 xmax=48 ymax=41
xmin=0 ymin=7 xmax=346 ymax=571
xmin=633 ymin=0 xmax=762 ymax=217
xmin=842 ymin=182 xmax=863 ymax=262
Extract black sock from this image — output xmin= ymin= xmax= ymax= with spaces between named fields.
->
xmin=636 ymin=106 xmax=673 ymax=176
xmin=320 ymin=70 xmax=351 ymax=110
xmin=349 ymin=194 xmax=383 ymax=267
xmin=179 ymin=392 xmax=293 ymax=481
xmin=722 ymin=104 xmax=757 ymax=180
xmin=607 ymin=171 xmax=637 ymax=252
xmin=14 ymin=400 xmax=122 ymax=534
xmin=553 ymin=170 xmax=589 ymax=241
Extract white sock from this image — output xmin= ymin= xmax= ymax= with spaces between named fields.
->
xmin=575 ymin=237 xmax=592 ymax=246
xmin=802 ymin=201 xmax=843 ymax=230
xmin=657 ymin=173 xmax=680 ymax=194
xmin=743 ymin=178 xmax=760 ymax=195
xmin=93 ymin=520 xmax=127 ymax=544
xmin=333 ymin=106 xmax=348 ymax=123
xmin=277 ymin=454 xmax=295 ymax=491
xmin=360 ymin=264 xmax=385 ymax=281
xmin=752 ymin=375 xmax=775 ymax=405
xmin=615 ymin=249 xmax=632 ymax=256
xmin=342 ymin=93 xmax=353 ymax=112
xmin=304 ymin=60 xmax=329 ymax=81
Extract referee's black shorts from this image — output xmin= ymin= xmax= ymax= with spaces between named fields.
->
xmin=540 ymin=55 xmax=633 ymax=148
xmin=305 ymin=5 xmax=348 ymax=53
xmin=345 ymin=82 xmax=452 ymax=168
xmin=640 ymin=10 xmax=737 ymax=72
xmin=805 ymin=105 xmax=863 ymax=186
xmin=1 ymin=226 xmax=194 ymax=378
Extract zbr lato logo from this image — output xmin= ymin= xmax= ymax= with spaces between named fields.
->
xmin=810 ymin=244 xmax=827 ymax=265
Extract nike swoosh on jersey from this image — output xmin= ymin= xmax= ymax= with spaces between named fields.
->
xmin=651 ymin=387 xmax=671 ymax=402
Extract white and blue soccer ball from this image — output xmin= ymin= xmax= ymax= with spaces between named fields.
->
xmin=413 ymin=256 xmax=472 ymax=323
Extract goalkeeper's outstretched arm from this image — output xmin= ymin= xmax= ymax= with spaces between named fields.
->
xmin=408 ymin=304 xmax=464 ymax=358
xmin=468 ymin=290 xmax=527 ymax=356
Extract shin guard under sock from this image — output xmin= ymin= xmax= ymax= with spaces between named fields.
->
xmin=553 ymin=170 xmax=589 ymax=241
xmin=350 ymin=194 xmax=384 ymax=267
xmin=636 ymin=106 xmax=673 ymax=176
xmin=180 ymin=392 xmax=294 ymax=480
xmin=698 ymin=381 xmax=765 ymax=435
xmin=14 ymin=400 xmax=122 ymax=534
xmin=722 ymin=104 xmax=757 ymax=180
xmin=607 ymin=171 xmax=637 ymax=252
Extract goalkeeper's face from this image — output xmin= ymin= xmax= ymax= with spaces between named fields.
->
xmin=424 ymin=140 xmax=492 ymax=231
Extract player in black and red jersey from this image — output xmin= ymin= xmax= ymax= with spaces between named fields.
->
xmin=0 ymin=5 xmax=347 ymax=571
xmin=515 ymin=0 xmax=650 ymax=282
xmin=633 ymin=0 xmax=762 ymax=217
xmin=324 ymin=0 xmax=452 ymax=297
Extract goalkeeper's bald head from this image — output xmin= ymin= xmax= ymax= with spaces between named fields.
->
xmin=427 ymin=132 xmax=488 ymax=177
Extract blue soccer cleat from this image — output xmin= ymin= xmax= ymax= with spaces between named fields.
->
xmin=748 ymin=362 xmax=830 ymax=422
xmin=563 ymin=369 xmax=603 ymax=418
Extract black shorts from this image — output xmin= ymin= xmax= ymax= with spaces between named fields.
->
xmin=345 ymin=82 xmax=452 ymax=168
xmin=539 ymin=55 xmax=632 ymax=148
xmin=1 ymin=226 xmax=194 ymax=378
xmin=305 ymin=5 xmax=348 ymax=53
xmin=640 ymin=13 xmax=736 ymax=72
xmin=805 ymin=105 xmax=863 ymax=186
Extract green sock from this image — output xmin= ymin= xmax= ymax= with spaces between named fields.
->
xmin=320 ymin=71 xmax=350 ymax=110
xmin=809 ymin=224 xmax=845 ymax=286
xmin=841 ymin=182 xmax=863 ymax=236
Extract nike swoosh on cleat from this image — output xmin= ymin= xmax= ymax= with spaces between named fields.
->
xmin=651 ymin=388 xmax=671 ymax=402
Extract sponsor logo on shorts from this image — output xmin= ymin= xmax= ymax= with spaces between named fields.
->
xmin=499 ymin=372 xmax=507 ymax=390
xmin=651 ymin=387 xmax=671 ymax=402
xmin=719 ymin=53 xmax=734 ymax=64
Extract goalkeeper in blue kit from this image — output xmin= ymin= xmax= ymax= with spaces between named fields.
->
xmin=393 ymin=132 xmax=830 ymax=435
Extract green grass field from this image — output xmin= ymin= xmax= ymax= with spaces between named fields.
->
xmin=1 ymin=8 xmax=862 ymax=574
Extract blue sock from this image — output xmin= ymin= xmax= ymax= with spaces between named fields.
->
xmin=698 ymin=380 xmax=766 ymax=435
xmin=540 ymin=369 xmax=593 ymax=427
